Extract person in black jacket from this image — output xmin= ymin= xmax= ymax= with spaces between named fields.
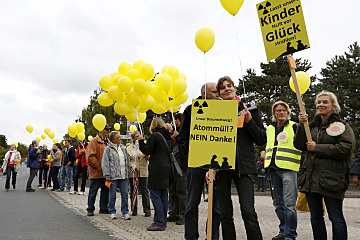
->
xmin=139 ymin=117 xmax=174 ymax=231
xmin=60 ymin=139 xmax=76 ymax=192
xmin=211 ymin=76 xmax=266 ymax=240
xmin=179 ymin=82 xmax=222 ymax=240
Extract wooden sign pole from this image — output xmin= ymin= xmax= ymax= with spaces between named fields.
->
xmin=206 ymin=169 xmax=214 ymax=240
xmin=287 ymin=55 xmax=312 ymax=142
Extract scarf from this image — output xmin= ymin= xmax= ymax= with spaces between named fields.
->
xmin=5 ymin=150 xmax=16 ymax=164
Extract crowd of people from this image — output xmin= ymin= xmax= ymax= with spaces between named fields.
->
xmin=4 ymin=75 xmax=360 ymax=240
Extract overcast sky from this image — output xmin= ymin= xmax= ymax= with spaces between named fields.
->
xmin=0 ymin=0 xmax=358 ymax=147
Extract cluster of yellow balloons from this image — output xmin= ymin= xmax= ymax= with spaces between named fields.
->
xmin=68 ymin=122 xmax=86 ymax=141
xmin=97 ymin=61 xmax=188 ymax=122
xmin=26 ymin=125 xmax=57 ymax=144
xmin=289 ymin=71 xmax=311 ymax=95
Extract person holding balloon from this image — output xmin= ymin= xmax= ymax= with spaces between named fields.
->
xmin=138 ymin=117 xmax=174 ymax=231
xmin=294 ymin=91 xmax=355 ymax=240
xmin=26 ymin=140 xmax=41 ymax=192
xmin=51 ymin=143 xmax=62 ymax=191
xmin=71 ymin=140 xmax=88 ymax=195
xmin=60 ymin=139 xmax=76 ymax=192
xmin=210 ymin=76 xmax=266 ymax=240
xmin=1 ymin=144 xmax=21 ymax=191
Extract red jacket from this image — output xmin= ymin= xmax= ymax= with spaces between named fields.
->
xmin=75 ymin=145 xmax=88 ymax=167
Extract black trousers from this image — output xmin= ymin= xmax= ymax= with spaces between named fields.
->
xmin=74 ymin=165 xmax=88 ymax=192
xmin=217 ymin=171 xmax=262 ymax=240
xmin=169 ymin=169 xmax=188 ymax=220
xmin=26 ymin=168 xmax=37 ymax=190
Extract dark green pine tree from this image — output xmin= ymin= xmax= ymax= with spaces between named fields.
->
xmin=319 ymin=42 xmax=360 ymax=147
xmin=238 ymin=56 xmax=317 ymax=126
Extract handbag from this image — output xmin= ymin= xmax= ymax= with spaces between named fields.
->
xmin=156 ymin=132 xmax=183 ymax=179
xmin=295 ymin=192 xmax=326 ymax=215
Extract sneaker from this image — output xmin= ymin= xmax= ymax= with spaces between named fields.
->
xmin=13 ymin=185 xmax=16 ymax=189
xmin=51 ymin=189 xmax=55 ymax=191
xmin=64 ymin=189 xmax=70 ymax=192
xmin=55 ymin=189 xmax=62 ymax=192
xmin=39 ymin=186 xmax=45 ymax=189
xmin=38 ymin=184 xmax=42 ymax=187
xmin=145 ymin=212 xmax=151 ymax=217
xmin=78 ymin=191 xmax=85 ymax=195
xmin=87 ymin=210 xmax=94 ymax=216
xmin=99 ymin=209 xmax=109 ymax=214
xmin=110 ymin=213 xmax=117 ymax=219
xmin=132 ymin=211 xmax=137 ymax=216
xmin=69 ymin=191 xmax=77 ymax=195
xmin=272 ymin=234 xmax=285 ymax=240
xmin=122 ymin=214 xmax=131 ymax=220
xmin=26 ymin=188 xmax=36 ymax=192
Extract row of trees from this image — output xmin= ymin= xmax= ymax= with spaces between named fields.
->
xmin=239 ymin=42 xmax=360 ymax=151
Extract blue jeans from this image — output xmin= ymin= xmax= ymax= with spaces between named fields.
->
xmin=149 ymin=189 xmax=168 ymax=228
xmin=51 ymin=166 xmax=60 ymax=190
xmin=60 ymin=165 xmax=73 ymax=191
xmin=305 ymin=193 xmax=347 ymax=240
xmin=108 ymin=179 xmax=129 ymax=215
xmin=185 ymin=168 xmax=221 ymax=240
xmin=5 ymin=166 xmax=16 ymax=189
xmin=271 ymin=169 xmax=298 ymax=240
xmin=87 ymin=178 xmax=109 ymax=212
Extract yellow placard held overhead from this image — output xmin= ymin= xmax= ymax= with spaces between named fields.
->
xmin=188 ymin=100 xmax=238 ymax=169
xmin=257 ymin=0 xmax=310 ymax=61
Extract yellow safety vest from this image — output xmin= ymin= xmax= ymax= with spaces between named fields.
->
xmin=265 ymin=121 xmax=301 ymax=171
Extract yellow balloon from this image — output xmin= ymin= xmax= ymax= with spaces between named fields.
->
xmin=41 ymin=134 xmax=46 ymax=140
xmin=69 ymin=131 xmax=76 ymax=138
xmin=118 ymin=62 xmax=132 ymax=75
xmin=195 ymin=27 xmax=215 ymax=53
xmin=125 ymin=112 xmax=137 ymax=122
xmin=63 ymin=141 xmax=65 ymax=145
xmin=126 ymin=91 xmax=140 ymax=108
xmin=133 ymin=78 xmax=147 ymax=95
xmin=98 ymin=93 xmax=113 ymax=107
xmin=138 ymin=112 xmax=146 ymax=124
xmin=48 ymin=131 xmax=55 ymax=139
xmin=133 ymin=60 xmax=145 ymax=71
xmin=77 ymin=132 xmax=85 ymax=141
xmin=140 ymin=63 xmax=155 ymax=81
xmin=179 ymin=72 xmax=186 ymax=81
xmin=158 ymin=74 xmax=172 ymax=94
xmin=114 ymin=74 xmax=124 ymax=82
xmin=127 ymin=69 xmax=140 ymax=82
xmin=88 ymin=136 xmax=93 ymax=141
xmin=99 ymin=75 xmax=113 ymax=91
xmin=76 ymin=122 xmax=85 ymax=132
xmin=172 ymin=105 xmax=180 ymax=112
xmin=108 ymin=86 xmax=125 ymax=101
xmin=173 ymin=78 xmax=187 ymax=97
xmin=92 ymin=114 xmax=107 ymax=131
xmin=26 ymin=125 xmax=33 ymax=133
xmin=110 ymin=72 xmax=119 ymax=78
xmin=220 ymin=0 xmax=244 ymax=16
xmin=114 ymin=123 xmax=120 ymax=130
xmin=152 ymin=102 xmax=167 ymax=114
xmin=114 ymin=101 xmax=133 ymax=115
xmin=289 ymin=71 xmax=311 ymax=95
xmin=138 ymin=94 xmax=155 ymax=112
xmin=161 ymin=66 xmax=169 ymax=74
xmin=118 ymin=76 xmax=132 ymax=94
xmin=68 ymin=125 xmax=76 ymax=134
xmin=166 ymin=66 xmax=180 ymax=81
xmin=36 ymin=137 xmax=41 ymax=143
xmin=149 ymin=85 xmax=166 ymax=101
xmin=174 ymin=92 xmax=188 ymax=105
xmin=11 ymin=142 xmax=18 ymax=148
xmin=129 ymin=125 xmax=137 ymax=133
xmin=44 ymin=127 xmax=51 ymax=135
xmin=53 ymin=138 xmax=59 ymax=144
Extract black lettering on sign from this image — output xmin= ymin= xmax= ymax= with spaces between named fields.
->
xmin=190 ymin=134 xmax=207 ymax=141
xmin=260 ymin=5 xmax=301 ymax=27
xmin=266 ymin=23 xmax=301 ymax=42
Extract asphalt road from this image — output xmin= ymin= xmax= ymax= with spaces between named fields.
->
xmin=0 ymin=165 xmax=116 ymax=240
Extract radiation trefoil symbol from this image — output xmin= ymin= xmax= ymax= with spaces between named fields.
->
xmin=258 ymin=1 xmax=271 ymax=15
xmin=193 ymin=101 xmax=208 ymax=114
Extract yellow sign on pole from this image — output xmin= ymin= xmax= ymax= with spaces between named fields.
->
xmin=256 ymin=0 xmax=310 ymax=61
xmin=188 ymin=100 xmax=237 ymax=169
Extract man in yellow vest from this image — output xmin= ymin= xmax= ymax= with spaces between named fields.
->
xmin=265 ymin=101 xmax=301 ymax=240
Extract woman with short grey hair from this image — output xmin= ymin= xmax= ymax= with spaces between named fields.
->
xmin=1 ymin=144 xmax=21 ymax=191
xmin=102 ymin=131 xmax=132 ymax=220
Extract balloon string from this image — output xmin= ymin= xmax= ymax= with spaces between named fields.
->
xmin=135 ymin=108 xmax=143 ymax=136
xmin=233 ymin=16 xmax=247 ymax=102
xmin=170 ymin=107 xmax=176 ymax=131
xmin=204 ymin=53 xmax=207 ymax=100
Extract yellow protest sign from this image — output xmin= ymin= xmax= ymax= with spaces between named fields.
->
xmin=188 ymin=100 xmax=237 ymax=169
xmin=257 ymin=0 xmax=310 ymax=61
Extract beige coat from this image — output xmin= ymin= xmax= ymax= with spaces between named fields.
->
xmin=2 ymin=150 xmax=21 ymax=172
xmin=126 ymin=143 xmax=149 ymax=178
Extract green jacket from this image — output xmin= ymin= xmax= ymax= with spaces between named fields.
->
xmin=294 ymin=113 xmax=355 ymax=200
